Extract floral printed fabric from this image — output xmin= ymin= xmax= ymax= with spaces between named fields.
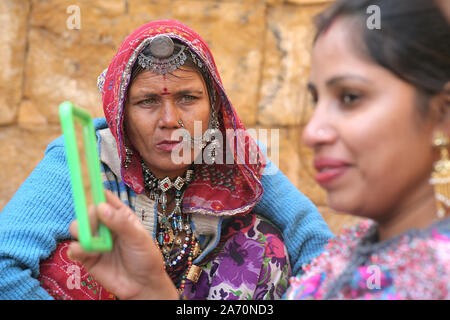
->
xmin=39 ymin=213 xmax=291 ymax=300
xmin=183 ymin=214 xmax=291 ymax=300
xmin=285 ymin=218 xmax=450 ymax=300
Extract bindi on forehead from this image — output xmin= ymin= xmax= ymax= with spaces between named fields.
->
xmin=160 ymin=74 xmax=171 ymax=95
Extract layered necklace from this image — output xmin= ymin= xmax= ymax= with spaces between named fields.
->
xmin=142 ymin=161 xmax=202 ymax=293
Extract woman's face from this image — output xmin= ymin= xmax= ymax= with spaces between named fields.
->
xmin=124 ymin=67 xmax=211 ymax=178
xmin=302 ymin=18 xmax=440 ymax=220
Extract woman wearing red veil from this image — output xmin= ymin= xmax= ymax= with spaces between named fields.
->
xmin=0 ymin=20 xmax=332 ymax=300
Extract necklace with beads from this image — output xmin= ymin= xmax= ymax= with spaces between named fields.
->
xmin=142 ymin=161 xmax=202 ymax=293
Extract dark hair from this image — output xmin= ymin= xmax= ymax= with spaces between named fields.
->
xmin=314 ymin=0 xmax=450 ymax=102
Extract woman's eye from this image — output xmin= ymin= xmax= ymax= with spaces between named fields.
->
xmin=138 ymin=97 xmax=158 ymax=106
xmin=180 ymin=95 xmax=198 ymax=104
xmin=341 ymin=92 xmax=361 ymax=105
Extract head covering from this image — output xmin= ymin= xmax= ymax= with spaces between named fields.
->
xmin=100 ymin=20 xmax=265 ymax=217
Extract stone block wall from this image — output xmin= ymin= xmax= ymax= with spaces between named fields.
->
xmin=0 ymin=0 xmax=361 ymax=234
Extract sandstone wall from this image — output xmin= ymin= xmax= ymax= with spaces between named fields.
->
xmin=0 ymin=0 xmax=361 ymax=235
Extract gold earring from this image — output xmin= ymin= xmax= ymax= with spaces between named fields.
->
xmin=430 ymin=131 xmax=450 ymax=218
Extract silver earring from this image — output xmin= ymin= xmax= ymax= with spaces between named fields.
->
xmin=177 ymin=120 xmax=184 ymax=128
xmin=203 ymin=101 xmax=220 ymax=163
xmin=124 ymin=146 xmax=133 ymax=169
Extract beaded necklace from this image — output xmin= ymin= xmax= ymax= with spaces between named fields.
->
xmin=142 ymin=161 xmax=202 ymax=293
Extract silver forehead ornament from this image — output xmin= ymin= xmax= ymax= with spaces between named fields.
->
xmin=137 ymin=35 xmax=187 ymax=75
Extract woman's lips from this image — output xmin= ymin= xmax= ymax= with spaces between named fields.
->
xmin=313 ymin=157 xmax=351 ymax=186
xmin=156 ymin=140 xmax=183 ymax=152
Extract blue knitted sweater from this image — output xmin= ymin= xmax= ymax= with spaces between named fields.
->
xmin=0 ymin=118 xmax=333 ymax=299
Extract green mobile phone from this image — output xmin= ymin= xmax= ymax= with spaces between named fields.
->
xmin=59 ymin=101 xmax=112 ymax=252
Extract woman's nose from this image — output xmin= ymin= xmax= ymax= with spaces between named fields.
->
xmin=158 ymin=100 xmax=180 ymax=129
xmin=302 ymin=107 xmax=337 ymax=149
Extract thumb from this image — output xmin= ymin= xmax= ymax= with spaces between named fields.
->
xmin=96 ymin=201 xmax=149 ymax=247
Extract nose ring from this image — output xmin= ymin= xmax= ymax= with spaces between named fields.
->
xmin=177 ymin=120 xmax=184 ymax=128
xmin=317 ymin=129 xmax=329 ymax=137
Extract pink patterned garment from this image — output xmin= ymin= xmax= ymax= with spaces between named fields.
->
xmin=285 ymin=218 xmax=450 ymax=300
